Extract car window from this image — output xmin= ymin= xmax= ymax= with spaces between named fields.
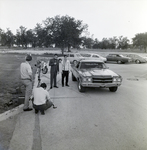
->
xmin=70 ymin=54 xmax=74 ymax=57
xmin=76 ymin=53 xmax=82 ymax=57
xmin=80 ymin=62 xmax=106 ymax=69
xmin=82 ymin=54 xmax=91 ymax=57
xmin=92 ymin=55 xmax=99 ymax=58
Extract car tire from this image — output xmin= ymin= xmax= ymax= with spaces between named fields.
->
xmin=72 ymin=73 xmax=76 ymax=81
xmin=78 ymin=80 xmax=85 ymax=92
xmin=135 ymin=59 xmax=141 ymax=64
xmin=42 ymin=66 xmax=48 ymax=74
xmin=109 ymin=87 xmax=118 ymax=92
xmin=73 ymin=60 xmax=77 ymax=65
xmin=117 ymin=60 xmax=122 ymax=64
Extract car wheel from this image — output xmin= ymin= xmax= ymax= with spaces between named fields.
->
xmin=72 ymin=73 xmax=76 ymax=81
xmin=42 ymin=66 xmax=48 ymax=74
xmin=78 ymin=80 xmax=85 ymax=92
xmin=73 ymin=60 xmax=77 ymax=65
xmin=109 ymin=87 xmax=118 ymax=92
xmin=135 ymin=59 xmax=141 ymax=64
xmin=117 ymin=60 xmax=122 ymax=64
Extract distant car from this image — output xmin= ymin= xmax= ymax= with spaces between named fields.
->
xmin=71 ymin=59 xmax=122 ymax=92
xmin=80 ymin=53 xmax=107 ymax=62
xmin=106 ymin=54 xmax=132 ymax=64
xmin=123 ymin=53 xmax=147 ymax=64
xmin=58 ymin=53 xmax=84 ymax=64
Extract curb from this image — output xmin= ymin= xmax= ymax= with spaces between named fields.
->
xmin=0 ymin=104 xmax=24 ymax=122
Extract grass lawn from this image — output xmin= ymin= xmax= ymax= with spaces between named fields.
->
xmin=0 ymin=53 xmax=38 ymax=113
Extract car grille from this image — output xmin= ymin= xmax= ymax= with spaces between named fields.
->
xmin=92 ymin=75 xmax=113 ymax=83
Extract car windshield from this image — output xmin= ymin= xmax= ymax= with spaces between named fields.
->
xmin=75 ymin=53 xmax=82 ymax=57
xmin=80 ymin=62 xmax=106 ymax=69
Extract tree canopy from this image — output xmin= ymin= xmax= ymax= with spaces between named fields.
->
xmin=0 ymin=15 xmax=147 ymax=51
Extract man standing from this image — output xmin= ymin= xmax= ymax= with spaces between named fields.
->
xmin=20 ymin=54 xmax=33 ymax=111
xmin=32 ymin=83 xmax=57 ymax=115
xmin=49 ymin=54 xmax=59 ymax=89
xmin=61 ymin=54 xmax=71 ymax=87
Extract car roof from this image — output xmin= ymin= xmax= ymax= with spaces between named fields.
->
xmin=81 ymin=53 xmax=100 ymax=55
xmin=80 ymin=59 xmax=104 ymax=63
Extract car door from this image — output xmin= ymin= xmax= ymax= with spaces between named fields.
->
xmin=107 ymin=54 xmax=114 ymax=61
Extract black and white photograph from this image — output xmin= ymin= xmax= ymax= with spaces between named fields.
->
xmin=0 ymin=0 xmax=147 ymax=149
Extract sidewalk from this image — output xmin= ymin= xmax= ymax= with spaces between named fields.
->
xmin=0 ymin=65 xmax=84 ymax=150
xmin=7 ymin=68 xmax=69 ymax=150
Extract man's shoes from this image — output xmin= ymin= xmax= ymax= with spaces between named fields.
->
xmin=66 ymin=84 xmax=69 ymax=87
xmin=23 ymin=108 xmax=33 ymax=111
xmin=54 ymin=86 xmax=58 ymax=88
xmin=41 ymin=111 xmax=45 ymax=115
xmin=50 ymin=86 xmax=52 ymax=89
xmin=53 ymin=106 xmax=57 ymax=109
xmin=35 ymin=109 xmax=39 ymax=114
xmin=62 ymin=85 xmax=64 ymax=87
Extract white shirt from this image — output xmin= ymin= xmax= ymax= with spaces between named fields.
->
xmin=61 ymin=60 xmax=71 ymax=71
xmin=20 ymin=61 xmax=32 ymax=79
xmin=32 ymin=87 xmax=51 ymax=105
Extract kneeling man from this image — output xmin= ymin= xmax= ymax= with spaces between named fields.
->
xmin=32 ymin=83 xmax=57 ymax=115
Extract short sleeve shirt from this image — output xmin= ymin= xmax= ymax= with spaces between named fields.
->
xmin=20 ymin=61 xmax=32 ymax=79
xmin=33 ymin=87 xmax=51 ymax=105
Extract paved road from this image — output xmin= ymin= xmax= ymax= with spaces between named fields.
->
xmin=6 ymin=62 xmax=147 ymax=150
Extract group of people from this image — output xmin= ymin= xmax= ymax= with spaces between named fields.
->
xmin=20 ymin=53 xmax=71 ymax=115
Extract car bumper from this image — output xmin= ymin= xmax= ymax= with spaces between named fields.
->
xmin=81 ymin=82 xmax=122 ymax=88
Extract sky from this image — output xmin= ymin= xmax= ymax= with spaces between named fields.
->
xmin=0 ymin=0 xmax=147 ymax=42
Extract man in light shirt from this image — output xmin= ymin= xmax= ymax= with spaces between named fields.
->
xmin=20 ymin=54 xmax=33 ymax=111
xmin=61 ymin=54 xmax=71 ymax=87
xmin=32 ymin=83 xmax=57 ymax=115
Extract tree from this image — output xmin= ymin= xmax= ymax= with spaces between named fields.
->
xmin=117 ymin=36 xmax=130 ymax=49
xmin=81 ymin=36 xmax=94 ymax=48
xmin=133 ymin=33 xmax=147 ymax=52
xmin=15 ymin=26 xmax=27 ymax=48
xmin=5 ymin=29 xmax=14 ymax=48
xmin=43 ymin=15 xmax=88 ymax=53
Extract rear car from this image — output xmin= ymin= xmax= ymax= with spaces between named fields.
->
xmin=58 ymin=53 xmax=84 ymax=64
xmin=123 ymin=53 xmax=147 ymax=64
xmin=106 ymin=54 xmax=132 ymax=64
xmin=80 ymin=53 xmax=107 ymax=62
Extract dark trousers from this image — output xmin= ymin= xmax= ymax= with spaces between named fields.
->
xmin=62 ymin=70 xmax=69 ymax=86
xmin=50 ymin=72 xmax=57 ymax=87
xmin=33 ymin=100 xmax=53 ymax=113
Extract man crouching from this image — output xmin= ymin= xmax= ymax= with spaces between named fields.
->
xmin=32 ymin=83 xmax=57 ymax=115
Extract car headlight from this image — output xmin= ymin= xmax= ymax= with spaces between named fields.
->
xmin=113 ymin=76 xmax=122 ymax=82
xmin=82 ymin=77 xmax=92 ymax=82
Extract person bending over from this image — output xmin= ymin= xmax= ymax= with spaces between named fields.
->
xmin=32 ymin=83 xmax=57 ymax=115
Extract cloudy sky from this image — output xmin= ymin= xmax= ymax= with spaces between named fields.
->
xmin=0 ymin=0 xmax=147 ymax=41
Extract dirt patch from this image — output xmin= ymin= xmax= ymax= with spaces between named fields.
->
xmin=0 ymin=53 xmax=38 ymax=114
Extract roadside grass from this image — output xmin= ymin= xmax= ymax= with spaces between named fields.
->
xmin=0 ymin=53 xmax=38 ymax=113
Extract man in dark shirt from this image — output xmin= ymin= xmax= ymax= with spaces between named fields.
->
xmin=49 ymin=54 xmax=59 ymax=89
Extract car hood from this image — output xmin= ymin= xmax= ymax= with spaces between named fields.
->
xmin=79 ymin=69 xmax=119 ymax=77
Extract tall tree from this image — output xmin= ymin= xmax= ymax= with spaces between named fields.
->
xmin=117 ymin=36 xmax=130 ymax=49
xmin=133 ymin=33 xmax=147 ymax=52
xmin=43 ymin=15 xmax=88 ymax=52
xmin=16 ymin=26 xmax=27 ymax=48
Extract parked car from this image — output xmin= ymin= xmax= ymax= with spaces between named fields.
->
xmin=123 ymin=53 xmax=147 ymax=64
xmin=106 ymin=54 xmax=132 ymax=64
xmin=80 ymin=53 xmax=107 ymax=62
xmin=58 ymin=53 xmax=84 ymax=64
xmin=71 ymin=59 xmax=122 ymax=92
